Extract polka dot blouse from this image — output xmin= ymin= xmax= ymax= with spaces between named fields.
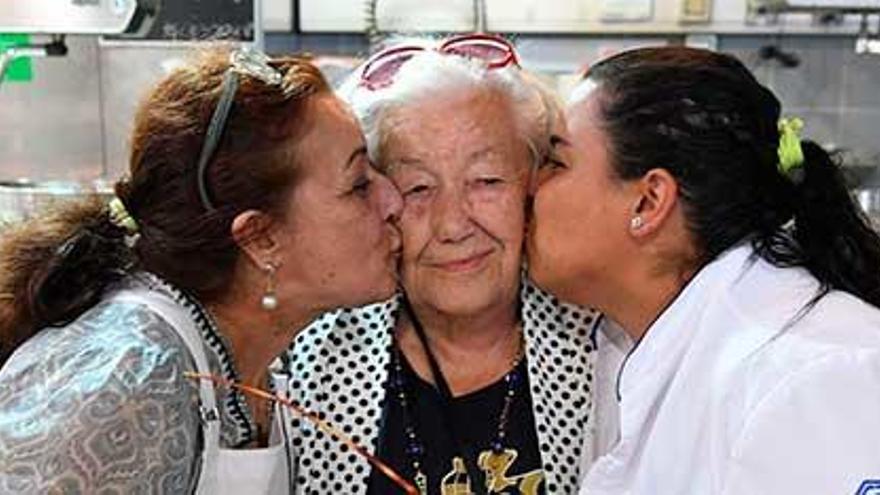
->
xmin=284 ymin=276 xmax=601 ymax=494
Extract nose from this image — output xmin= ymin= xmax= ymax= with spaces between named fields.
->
xmin=432 ymin=186 xmax=475 ymax=243
xmin=373 ymin=173 xmax=403 ymax=223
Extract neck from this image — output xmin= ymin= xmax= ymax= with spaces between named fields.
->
xmin=597 ymin=261 xmax=696 ymax=342
xmin=208 ymin=290 xmax=315 ymax=389
xmin=398 ymin=298 xmax=522 ymax=396
xmin=412 ymin=299 xmax=519 ymax=349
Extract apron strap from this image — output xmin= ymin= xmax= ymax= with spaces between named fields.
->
xmin=111 ymin=288 xmax=221 ymax=494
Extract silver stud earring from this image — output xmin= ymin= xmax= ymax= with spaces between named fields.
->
xmin=630 ymin=216 xmax=644 ymax=230
xmin=261 ymin=262 xmax=278 ymax=311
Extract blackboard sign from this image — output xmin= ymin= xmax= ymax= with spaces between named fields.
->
xmin=110 ymin=0 xmax=254 ymax=42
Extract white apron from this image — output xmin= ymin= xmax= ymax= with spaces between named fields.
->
xmin=114 ymin=287 xmax=294 ymax=495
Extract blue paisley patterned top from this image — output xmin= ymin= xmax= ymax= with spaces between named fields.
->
xmin=0 ymin=273 xmax=264 ymax=494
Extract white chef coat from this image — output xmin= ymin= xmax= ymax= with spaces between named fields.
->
xmin=581 ymin=317 xmax=632 ymax=478
xmin=579 ymin=244 xmax=880 ymax=495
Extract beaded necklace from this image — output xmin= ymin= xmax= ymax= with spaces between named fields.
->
xmin=391 ymin=299 xmax=526 ymax=495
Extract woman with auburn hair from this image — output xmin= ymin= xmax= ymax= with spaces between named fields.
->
xmin=529 ymin=46 xmax=880 ymax=493
xmin=0 ymin=48 xmax=402 ymax=494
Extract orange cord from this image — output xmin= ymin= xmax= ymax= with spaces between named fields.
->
xmin=185 ymin=371 xmax=419 ymax=495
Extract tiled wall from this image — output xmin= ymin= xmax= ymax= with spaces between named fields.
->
xmin=0 ymin=36 xmax=103 ymax=183
xmin=0 ymin=37 xmax=210 ymax=183
xmin=722 ymin=35 xmax=880 ymax=169
xmin=510 ymin=34 xmax=880 ymax=170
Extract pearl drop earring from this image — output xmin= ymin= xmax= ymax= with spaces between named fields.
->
xmin=261 ymin=263 xmax=278 ymax=311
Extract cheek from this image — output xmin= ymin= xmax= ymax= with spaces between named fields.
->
xmin=337 ymin=196 xmax=388 ymax=250
xmin=400 ymin=197 xmax=429 ymax=222
xmin=398 ymin=213 xmax=431 ymax=263
xmin=482 ymin=210 xmax=526 ymax=251
xmin=471 ymin=188 xmax=527 ymax=241
xmin=533 ymin=177 xmax=586 ymax=252
xmin=546 ymin=167 xmax=589 ymax=213
xmin=361 ymin=203 xmax=387 ymax=244
xmin=296 ymin=205 xmax=376 ymax=264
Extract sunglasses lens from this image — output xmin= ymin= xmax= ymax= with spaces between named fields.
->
xmin=360 ymin=37 xmax=517 ymax=91
xmin=443 ymin=38 xmax=514 ymax=66
xmin=362 ymin=50 xmax=419 ymax=89
xmin=446 ymin=43 xmax=504 ymax=60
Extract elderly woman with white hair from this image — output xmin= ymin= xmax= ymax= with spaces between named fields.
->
xmin=284 ymin=35 xmax=609 ymax=495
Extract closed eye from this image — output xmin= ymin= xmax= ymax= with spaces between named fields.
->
xmin=404 ymin=184 xmax=431 ymax=197
xmin=542 ymin=134 xmax=570 ymax=171
xmin=539 ymin=156 xmax=568 ymax=170
xmin=351 ymin=176 xmax=372 ymax=197
xmin=474 ymin=177 xmax=504 ymax=187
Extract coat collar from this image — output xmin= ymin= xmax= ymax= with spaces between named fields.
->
xmin=617 ymin=244 xmax=823 ymax=423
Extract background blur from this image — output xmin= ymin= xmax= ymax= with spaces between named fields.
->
xmin=2 ymin=0 xmax=880 ymax=223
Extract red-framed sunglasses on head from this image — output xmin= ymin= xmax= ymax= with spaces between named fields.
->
xmin=359 ymin=33 xmax=520 ymax=90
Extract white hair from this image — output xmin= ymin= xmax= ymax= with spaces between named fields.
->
xmin=337 ymin=38 xmax=561 ymax=171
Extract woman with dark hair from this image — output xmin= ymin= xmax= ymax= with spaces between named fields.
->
xmin=0 ymin=49 xmax=402 ymax=494
xmin=528 ymin=46 xmax=880 ymax=493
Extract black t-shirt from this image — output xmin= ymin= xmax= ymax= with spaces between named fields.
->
xmin=367 ymin=352 xmax=545 ymax=495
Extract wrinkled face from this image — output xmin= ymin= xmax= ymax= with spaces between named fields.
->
xmin=275 ymin=94 xmax=402 ymax=312
xmin=527 ymin=83 xmax=632 ymax=306
xmin=383 ymin=89 xmax=531 ymax=316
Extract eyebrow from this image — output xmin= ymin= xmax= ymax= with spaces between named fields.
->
xmin=346 ymin=146 xmax=368 ymax=169
xmin=385 ymin=156 xmax=424 ymax=175
xmin=469 ymin=145 xmax=499 ymax=162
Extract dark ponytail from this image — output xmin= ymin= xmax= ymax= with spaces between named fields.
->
xmin=0 ymin=197 xmax=132 ymax=365
xmin=587 ymin=46 xmax=880 ymax=308
xmin=785 ymin=141 xmax=880 ymax=306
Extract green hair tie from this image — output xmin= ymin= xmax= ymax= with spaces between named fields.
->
xmin=108 ymin=197 xmax=139 ymax=234
xmin=777 ymin=117 xmax=805 ymax=177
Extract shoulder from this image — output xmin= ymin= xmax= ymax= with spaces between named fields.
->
xmin=718 ymin=287 xmax=880 ymax=490
xmin=289 ymin=297 xmax=398 ymax=360
xmin=796 ymin=289 xmax=880 ymax=349
xmin=723 ymin=252 xmax=880 ymax=354
xmin=738 ymin=345 xmax=880 ymax=436
xmin=722 ymin=346 xmax=880 ymax=493
xmin=521 ymin=276 xmax=602 ymax=351
xmin=284 ymin=297 xmax=397 ymax=403
xmin=736 ymin=290 xmax=880 ymax=404
xmin=717 ymin=259 xmax=880 ymax=414
xmin=282 ymin=299 xmax=398 ymax=490
xmin=519 ymin=277 xmax=603 ymax=491
xmin=1 ymin=297 xmax=198 ymax=387
xmin=0 ymin=298 xmax=201 ymax=494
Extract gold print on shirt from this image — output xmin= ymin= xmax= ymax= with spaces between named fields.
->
xmin=439 ymin=449 xmax=545 ymax=495
xmin=441 ymin=457 xmax=473 ymax=495
xmin=479 ymin=449 xmax=544 ymax=494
